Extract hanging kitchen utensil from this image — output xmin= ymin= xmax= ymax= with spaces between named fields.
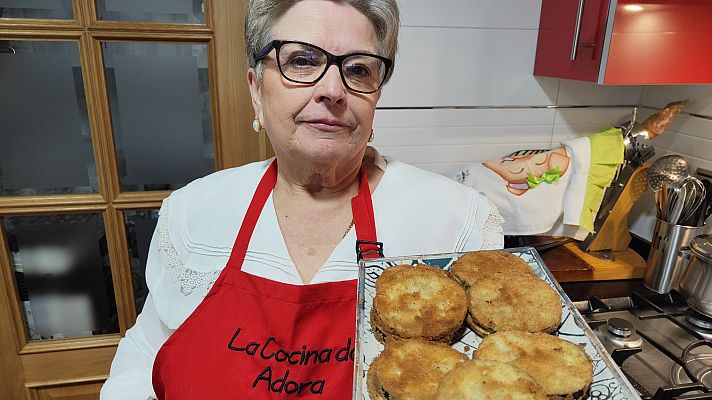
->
xmin=679 ymin=177 xmax=706 ymax=226
xmin=698 ymin=179 xmax=712 ymax=226
xmin=647 ymin=154 xmax=689 ymax=192
xmin=666 ymin=176 xmax=705 ymax=226
xmin=659 ymin=181 xmax=670 ymax=221
xmin=667 ymin=178 xmax=687 ymax=225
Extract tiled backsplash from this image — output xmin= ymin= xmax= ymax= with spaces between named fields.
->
xmin=375 ymin=0 xmax=642 ymax=173
xmin=374 ymin=0 xmax=712 ymax=242
xmin=373 ymin=106 xmax=639 ymax=176
xmin=644 ymin=86 xmax=712 ymax=176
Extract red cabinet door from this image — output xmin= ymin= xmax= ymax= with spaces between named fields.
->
xmin=534 ymin=0 xmax=611 ymax=82
xmin=604 ymin=0 xmax=712 ymax=84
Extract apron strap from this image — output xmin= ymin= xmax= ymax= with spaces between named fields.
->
xmin=352 ymin=166 xmax=383 ymax=260
xmin=225 ymin=160 xmax=278 ymax=271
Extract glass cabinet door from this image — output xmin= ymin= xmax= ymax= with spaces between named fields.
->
xmin=0 ymin=1 xmax=258 ymax=398
xmin=123 ymin=209 xmax=159 ymax=314
xmin=95 ymin=0 xmax=205 ymax=24
xmin=103 ymin=42 xmax=215 ymax=191
xmin=0 ymin=0 xmax=74 ymax=19
xmin=0 ymin=40 xmax=97 ymax=196
xmin=4 ymin=213 xmax=118 ymax=341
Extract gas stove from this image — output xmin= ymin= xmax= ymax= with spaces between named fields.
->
xmin=576 ymin=291 xmax=712 ymax=399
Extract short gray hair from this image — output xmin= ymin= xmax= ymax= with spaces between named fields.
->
xmin=245 ymin=0 xmax=399 ymax=84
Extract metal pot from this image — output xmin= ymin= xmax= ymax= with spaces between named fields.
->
xmin=679 ymin=234 xmax=712 ymax=316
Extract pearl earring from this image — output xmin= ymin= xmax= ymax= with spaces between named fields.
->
xmin=252 ymin=116 xmax=262 ymax=133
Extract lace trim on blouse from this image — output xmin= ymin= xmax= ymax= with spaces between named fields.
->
xmin=480 ymin=194 xmax=505 ymax=250
xmin=158 ymin=201 xmax=220 ymax=296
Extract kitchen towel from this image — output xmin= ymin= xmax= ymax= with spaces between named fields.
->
xmin=453 ymin=127 xmax=624 ymax=239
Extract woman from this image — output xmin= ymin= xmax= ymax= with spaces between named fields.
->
xmin=101 ymin=0 xmax=503 ymax=398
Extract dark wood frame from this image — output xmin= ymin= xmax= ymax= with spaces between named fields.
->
xmin=0 ymin=1 xmax=267 ymax=397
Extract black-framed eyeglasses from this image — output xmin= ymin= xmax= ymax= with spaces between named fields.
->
xmin=254 ymin=40 xmax=392 ymax=94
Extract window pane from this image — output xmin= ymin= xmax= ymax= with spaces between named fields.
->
xmin=4 ymin=213 xmax=119 ymax=341
xmin=0 ymin=40 xmax=98 ymax=196
xmin=103 ymin=42 xmax=214 ymax=191
xmin=96 ymin=0 xmax=204 ymax=24
xmin=0 ymin=0 xmax=73 ymax=19
xmin=123 ymin=209 xmax=158 ymax=314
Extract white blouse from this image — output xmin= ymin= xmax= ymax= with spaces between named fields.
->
xmin=100 ymin=150 xmax=504 ymax=400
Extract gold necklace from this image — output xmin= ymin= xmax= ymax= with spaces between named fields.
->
xmin=342 ymin=219 xmax=355 ymax=239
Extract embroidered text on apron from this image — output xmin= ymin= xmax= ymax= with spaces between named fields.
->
xmin=152 ymin=160 xmax=381 ymax=399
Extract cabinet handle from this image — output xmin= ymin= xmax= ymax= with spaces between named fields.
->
xmin=570 ymin=0 xmax=585 ymax=60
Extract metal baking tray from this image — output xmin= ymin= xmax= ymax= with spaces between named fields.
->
xmin=353 ymin=247 xmax=641 ymax=400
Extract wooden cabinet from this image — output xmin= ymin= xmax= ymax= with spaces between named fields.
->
xmin=35 ymin=383 xmax=104 ymax=400
xmin=534 ymin=0 xmax=712 ymax=84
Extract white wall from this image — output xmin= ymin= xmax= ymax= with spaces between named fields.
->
xmin=373 ymin=0 xmax=643 ymax=176
xmin=374 ymin=0 xmax=712 ymax=242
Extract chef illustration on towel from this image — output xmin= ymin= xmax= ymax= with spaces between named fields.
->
xmin=484 ymin=146 xmax=571 ymax=196
xmin=453 ymin=144 xmax=579 ymax=240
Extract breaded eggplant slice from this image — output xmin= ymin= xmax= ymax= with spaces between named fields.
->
xmin=372 ymin=264 xmax=468 ymax=343
xmin=435 ymin=359 xmax=547 ymax=400
xmin=367 ymin=339 xmax=468 ymax=400
xmin=467 ymin=273 xmax=561 ymax=335
xmin=450 ymin=250 xmax=533 ymax=289
xmin=475 ymin=331 xmax=593 ymax=400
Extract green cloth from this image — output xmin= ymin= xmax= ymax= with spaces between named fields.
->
xmin=527 ymin=167 xmax=562 ymax=188
xmin=579 ymin=127 xmax=625 ymax=232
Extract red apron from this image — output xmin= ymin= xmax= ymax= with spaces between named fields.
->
xmin=152 ymin=161 xmax=382 ymax=399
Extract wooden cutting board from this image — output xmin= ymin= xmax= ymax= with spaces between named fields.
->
xmin=537 ymin=244 xmax=593 ymax=281
xmin=539 ymin=242 xmax=646 ymax=282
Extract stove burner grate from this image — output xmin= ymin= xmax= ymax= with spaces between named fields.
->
xmin=670 ymin=353 xmax=712 ymax=389
xmin=582 ymin=291 xmax=712 ymax=399
xmin=687 ymin=309 xmax=712 ymax=331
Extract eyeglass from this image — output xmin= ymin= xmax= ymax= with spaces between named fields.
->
xmin=254 ymin=40 xmax=392 ymax=94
